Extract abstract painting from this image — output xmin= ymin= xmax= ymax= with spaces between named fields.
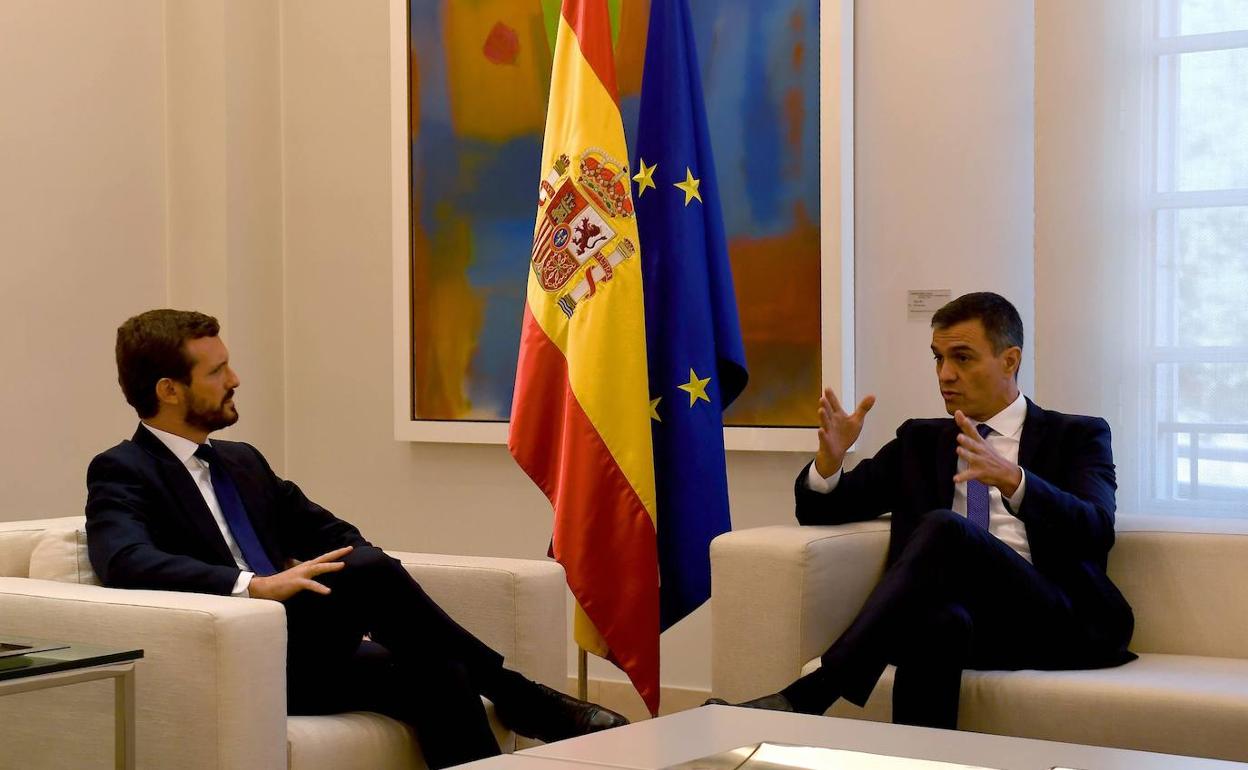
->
xmin=404 ymin=0 xmax=825 ymax=430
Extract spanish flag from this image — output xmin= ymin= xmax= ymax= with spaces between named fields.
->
xmin=508 ymin=0 xmax=660 ymax=715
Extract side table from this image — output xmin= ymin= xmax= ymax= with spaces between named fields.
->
xmin=0 ymin=636 xmax=144 ymax=770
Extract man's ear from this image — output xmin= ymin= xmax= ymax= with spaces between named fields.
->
xmin=154 ymin=378 xmax=182 ymax=408
xmin=1002 ymin=347 xmax=1022 ymax=377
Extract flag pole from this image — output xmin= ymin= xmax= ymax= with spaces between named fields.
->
xmin=577 ymin=646 xmax=588 ymax=700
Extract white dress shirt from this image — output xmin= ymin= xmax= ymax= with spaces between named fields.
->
xmin=805 ymin=392 xmax=1033 ymax=563
xmin=140 ymin=423 xmax=255 ymax=595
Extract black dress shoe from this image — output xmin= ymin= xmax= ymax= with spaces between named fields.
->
xmin=702 ymin=692 xmax=795 ymax=712
xmin=497 ymin=683 xmax=629 ymax=743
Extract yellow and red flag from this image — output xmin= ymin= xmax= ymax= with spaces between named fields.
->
xmin=508 ymin=0 xmax=660 ymax=714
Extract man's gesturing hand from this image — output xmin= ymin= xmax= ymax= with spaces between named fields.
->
xmin=952 ymin=411 xmax=1023 ymax=498
xmin=247 ymin=546 xmax=353 ymax=601
xmin=815 ymin=387 xmax=876 ymax=478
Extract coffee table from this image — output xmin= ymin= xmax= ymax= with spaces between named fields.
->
xmin=0 ymin=636 xmax=143 ymax=770
xmin=459 ymin=705 xmax=1248 ymax=769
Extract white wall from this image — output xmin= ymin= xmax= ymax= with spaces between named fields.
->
xmin=0 ymin=0 xmax=286 ymax=518
xmin=854 ymin=0 xmax=1036 ymax=457
xmin=1 ymin=0 xmax=1040 ymax=703
xmin=0 ymin=1 xmax=168 ymax=518
xmin=1034 ymin=0 xmax=1147 ymax=509
xmin=166 ymin=0 xmax=287 ymax=463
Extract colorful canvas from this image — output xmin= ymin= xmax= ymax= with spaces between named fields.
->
xmin=408 ymin=0 xmax=821 ymax=426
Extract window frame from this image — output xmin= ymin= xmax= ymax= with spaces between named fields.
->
xmin=1143 ymin=2 xmax=1248 ymax=514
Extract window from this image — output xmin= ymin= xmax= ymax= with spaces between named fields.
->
xmin=1147 ymin=0 xmax=1248 ymax=511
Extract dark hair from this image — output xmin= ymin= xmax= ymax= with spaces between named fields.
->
xmin=116 ymin=310 xmax=220 ymax=418
xmin=931 ymin=292 xmax=1024 ymax=354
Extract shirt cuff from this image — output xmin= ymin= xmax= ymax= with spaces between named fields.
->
xmin=232 ymin=571 xmax=254 ymax=598
xmin=1006 ymin=468 xmax=1027 ymax=511
xmin=806 ymin=461 xmax=842 ymax=494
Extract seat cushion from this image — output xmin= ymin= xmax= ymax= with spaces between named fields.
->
xmin=814 ymin=653 xmax=1248 ymax=762
xmin=286 ymin=701 xmax=513 ymax=770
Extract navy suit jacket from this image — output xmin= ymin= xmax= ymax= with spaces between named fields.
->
xmin=795 ymin=398 xmax=1134 ymax=664
xmin=86 ymin=426 xmax=370 ymax=595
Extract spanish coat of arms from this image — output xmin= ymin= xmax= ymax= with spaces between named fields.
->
xmin=531 ymin=149 xmax=636 ymax=318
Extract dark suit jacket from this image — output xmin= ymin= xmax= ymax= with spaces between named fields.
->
xmin=86 ymin=425 xmax=370 ymax=595
xmin=795 ymin=398 xmax=1134 ymax=665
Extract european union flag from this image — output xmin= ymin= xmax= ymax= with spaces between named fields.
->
xmin=633 ymin=0 xmax=749 ymax=630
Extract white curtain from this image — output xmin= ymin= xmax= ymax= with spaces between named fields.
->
xmin=1036 ymin=0 xmax=1248 ymax=517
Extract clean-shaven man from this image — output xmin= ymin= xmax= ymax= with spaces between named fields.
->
xmin=710 ymin=292 xmax=1134 ymax=729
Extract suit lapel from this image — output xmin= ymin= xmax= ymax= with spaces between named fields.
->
xmin=1018 ymin=397 xmax=1049 ymax=472
xmin=131 ymin=426 xmax=237 ymax=565
xmin=935 ymin=419 xmax=960 ymax=508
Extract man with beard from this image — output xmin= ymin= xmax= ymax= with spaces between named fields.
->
xmin=85 ymin=309 xmax=627 ymax=769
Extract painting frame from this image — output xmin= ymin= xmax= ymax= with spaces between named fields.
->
xmin=390 ymin=0 xmax=853 ymax=450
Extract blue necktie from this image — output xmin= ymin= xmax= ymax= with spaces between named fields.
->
xmin=965 ymin=423 xmax=993 ymax=530
xmin=194 ymin=444 xmax=278 ymax=576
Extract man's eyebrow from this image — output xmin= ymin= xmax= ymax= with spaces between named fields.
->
xmin=932 ymin=344 xmax=976 ymax=354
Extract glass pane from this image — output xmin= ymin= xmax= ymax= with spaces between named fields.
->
xmin=1178 ymin=0 xmax=1248 ymax=35
xmin=1155 ymin=207 xmax=1248 ymax=346
xmin=1173 ymin=432 xmax=1248 ymax=500
xmin=1158 ymin=49 xmax=1248 ymax=191
xmin=1156 ymin=362 xmax=1248 ymax=423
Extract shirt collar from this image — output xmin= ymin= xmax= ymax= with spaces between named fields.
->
xmin=140 ymin=422 xmax=208 ymax=465
xmin=978 ymin=391 xmax=1026 ymax=439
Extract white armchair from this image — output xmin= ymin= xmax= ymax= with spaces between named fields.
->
xmin=710 ymin=516 xmax=1248 ymax=762
xmin=0 ymin=516 xmax=567 ymax=770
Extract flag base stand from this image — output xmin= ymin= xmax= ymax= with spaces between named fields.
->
xmin=577 ymin=646 xmax=588 ymax=700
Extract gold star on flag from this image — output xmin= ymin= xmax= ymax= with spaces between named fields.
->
xmin=674 ymin=167 xmax=702 ymax=206
xmin=633 ymin=159 xmax=657 ymax=197
xmin=650 ymin=396 xmax=662 ymax=422
xmin=678 ymin=368 xmax=711 ymax=407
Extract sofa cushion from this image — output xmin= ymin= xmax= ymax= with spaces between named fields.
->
xmin=1111 ymin=521 xmax=1248 ymax=659
xmin=286 ymin=702 xmax=512 ymax=770
xmin=0 ymin=517 xmax=86 ymax=578
xmin=0 ymin=528 xmax=41 ymax=577
xmin=816 ymin=653 xmax=1248 ymax=762
xmin=27 ymin=526 xmax=100 ymax=585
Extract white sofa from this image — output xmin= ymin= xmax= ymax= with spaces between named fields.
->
xmin=710 ymin=515 xmax=1248 ymax=762
xmin=0 ymin=516 xmax=567 ymax=770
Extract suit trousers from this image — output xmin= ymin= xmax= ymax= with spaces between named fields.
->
xmin=788 ymin=510 xmax=1091 ymax=729
xmin=282 ymin=546 xmax=506 ymax=768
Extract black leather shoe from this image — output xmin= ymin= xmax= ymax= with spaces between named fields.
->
xmin=703 ymin=692 xmax=795 ymax=712
xmin=498 ymin=683 xmax=629 ymax=743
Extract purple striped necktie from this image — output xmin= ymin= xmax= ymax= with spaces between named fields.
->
xmin=966 ymin=423 xmax=993 ymax=530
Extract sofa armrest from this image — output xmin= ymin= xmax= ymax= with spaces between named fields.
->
xmin=710 ymin=522 xmax=890 ymax=701
xmin=0 ymin=577 xmax=287 ymax=770
xmin=386 ymin=551 xmax=567 ymax=690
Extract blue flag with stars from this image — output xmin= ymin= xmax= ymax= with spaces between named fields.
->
xmin=632 ymin=0 xmax=748 ymax=631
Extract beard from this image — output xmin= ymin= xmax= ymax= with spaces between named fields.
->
xmin=185 ymin=390 xmax=239 ymax=433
